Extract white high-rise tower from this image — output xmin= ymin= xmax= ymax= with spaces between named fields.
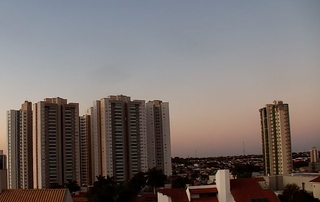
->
xmin=146 ymin=100 xmax=172 ymax=176
xmin=259 ymin=100 xmax=292 ymax=175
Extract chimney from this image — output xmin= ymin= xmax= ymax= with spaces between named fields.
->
xmin=216 ymin=170 xmax=234 ymax=202
xmin=0 ymin=150 xmax=7 ymax=192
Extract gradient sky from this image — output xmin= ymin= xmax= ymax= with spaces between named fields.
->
xmin=1 ymin=0 xmax=319 ymax=157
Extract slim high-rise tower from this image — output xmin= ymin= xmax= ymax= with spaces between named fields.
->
xmin=310 ymin=147 xmax=319 ymax=163
xmin=146 ymin=100 xmax=172 ymax=176
xmin=100 ymin=95 xmax=148 ymax=182
xmin=7 ymin=110 xmax=20 ymax=189
xmin=33 ymin=97 xmax=80 ymax=189
xmin=0 ymin=150 xmax=7 ymax=192
xmin=79 ymin=112 xmax=92 ymax=186
xmin=90 ymin=101 xmax=102 ymax=183
xmin=7 ymin=101 xmax=33 ymax=189
xmin=259 ymin=100 xmax=292 ymax=175
xmin=20 ymin=101 xmax=33 ymax=189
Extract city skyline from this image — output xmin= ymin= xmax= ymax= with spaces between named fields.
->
xmin=1 ymin=1 xmax=320 ymax=157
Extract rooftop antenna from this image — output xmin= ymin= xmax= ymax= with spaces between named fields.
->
xmin=243 ymin=141 xmax=246 ymax=156
xmin=195 ymin=149 xmax=197 ymax=158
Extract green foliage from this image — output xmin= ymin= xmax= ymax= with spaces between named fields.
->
xmin=146 ymin=168 xmax=167 ymax=190
xmin=64 ymin=179 xmax=81 ymax=193
xmin=278 ymin=183 xmax=320 ymax=202
xmin=171 ymin=176 xmax=191 ymax=189
xmin=87 ymin=168 xmax=167 ymax=202
xmin=230 ymin=164 xmax=256 ymax=179
xmin=128 ymin=172 xmax=147 ymax=195
xmin=282 ymin=183 xmax=300 ymax=198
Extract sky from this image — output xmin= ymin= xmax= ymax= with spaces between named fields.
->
xmin=0 ymin=0 xmax=319 ymax=157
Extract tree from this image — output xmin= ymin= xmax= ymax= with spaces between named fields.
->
xmin=86 ymin=175 xmax=136 ymax=202
xmin=171 ymin=176 xmax=191 ymax=189
xmin=129 ymin=172 xmax=147 ymax=195
xmin=86 ymin=175 xmax=116 ymax=202
xmin=278 ymin=183 xmax=320 ymax=202
xmin=64 ymin=179 xmax=81 ymax=193
xmin=146 ymin=168 xmax=167 ymax=193
xmin=282 ymin=183 xmax=300 ymax=199
xmin=230 ymin=164 xmax=255 ymax=179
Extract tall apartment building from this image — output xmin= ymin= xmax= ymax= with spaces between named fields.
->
xmin=7 ymin=101 xmax=33 ymax=189
xmin=259 ymin=100 xmax=292 ymax=175
xmin=309 ymin=147 xmax=320 ymax=172
xmin=79 ymin=113 xmax=92 ymax=186
xmin=146 ymin=100 xmax=172 ymax=176
xmin=99 ymin=95 xmax=148 ymax=182
xmin=310 ymin=147 xmax=319 ymax=163
xmin=20 ymin=102 xmax=33 ymax=189
xmin=90 ymin=101 xmax=102 ymax=183
xmin=7 ymin=110 xmax=20 ymax=189
xmin=0 ymin=150 xmax=7 ymax=192
xmin=33 ymin=97 xmax=80 ymax=189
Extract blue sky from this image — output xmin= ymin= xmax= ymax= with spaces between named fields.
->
xmin=1 ymin=0 xmax=319 ymax=157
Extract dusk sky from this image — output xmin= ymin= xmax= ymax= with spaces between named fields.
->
xmin=1 ymin=1 xmax=319 ymax=157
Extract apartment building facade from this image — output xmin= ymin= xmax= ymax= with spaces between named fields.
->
xmin=7 ymin=101 xmax=33 ymax=189
xmin=33 ymin=97 xmax=80 ymax=189
xmin=146 ymin=100 xmax=172 ymax=176
xmin=259 ymin=100 xmax=292 ymax=175
xmin=79 ymin=113 xmax=92 ymax=186
xmin=99 ymin=95 xmax=148 ymax=182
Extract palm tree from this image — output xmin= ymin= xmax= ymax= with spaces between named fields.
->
xmin=64 ymin=179 xmax=81 ymax=193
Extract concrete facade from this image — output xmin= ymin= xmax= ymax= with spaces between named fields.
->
xmin=260 ymin=100 xmax=292 ymax=175
xmin=90 ymin=101 xmax=102 ymax=183
xmin=146 ymin=100 xmax=172 ymax=176
xmin=100 ymin=95 xmax=148 ymax=182
xmin=33 ymin=98 xmax=80 ymax=189
xmin=7 ymin=101 xmax=33 ymax=189
xmin=79 ymin=114 xmax=92 ymax=186
xmin=7 ymin=110 xmax=20 ymax=189
xmin=0 ymin=150 xmax=7 ymax=192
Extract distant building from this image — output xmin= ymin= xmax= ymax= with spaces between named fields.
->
xmin=259 ymin=100 xmax=292 ymax=175
xmin=309 ymin=147 xmax=320 ymax=172
xmin=310 ymin=147 xmax=319 ymax=163
xmin=6 ymin=101 xmax=33 ymax=189
xmin=33 ymin=97 xmax=80 ymax=189
xmin=147 ymin=100 xmax=172 ymax=176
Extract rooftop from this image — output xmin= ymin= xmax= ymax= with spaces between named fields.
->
xmin=0 ymin=189 xmax=68 ymax=202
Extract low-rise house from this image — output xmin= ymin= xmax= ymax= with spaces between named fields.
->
xmin=157 ymin=170 xmax=280 ymax=202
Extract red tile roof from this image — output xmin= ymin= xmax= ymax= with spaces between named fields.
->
xmin=158 ymin=177 xmax=280 ymax=202
xmin=0 ymin=189 xmax=67 ymax=202
xmin=189 ymin=188 xmax=218 ymax=194
xmin=230 ymin=178 xmax=280 ymax=202
xmin=310 ymin=176 xmax=320 ymax=183
xmin=158 ymin=189 xmax=188 ymax=202
xmin=72 ymin=192 xmax=88 ymax=202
